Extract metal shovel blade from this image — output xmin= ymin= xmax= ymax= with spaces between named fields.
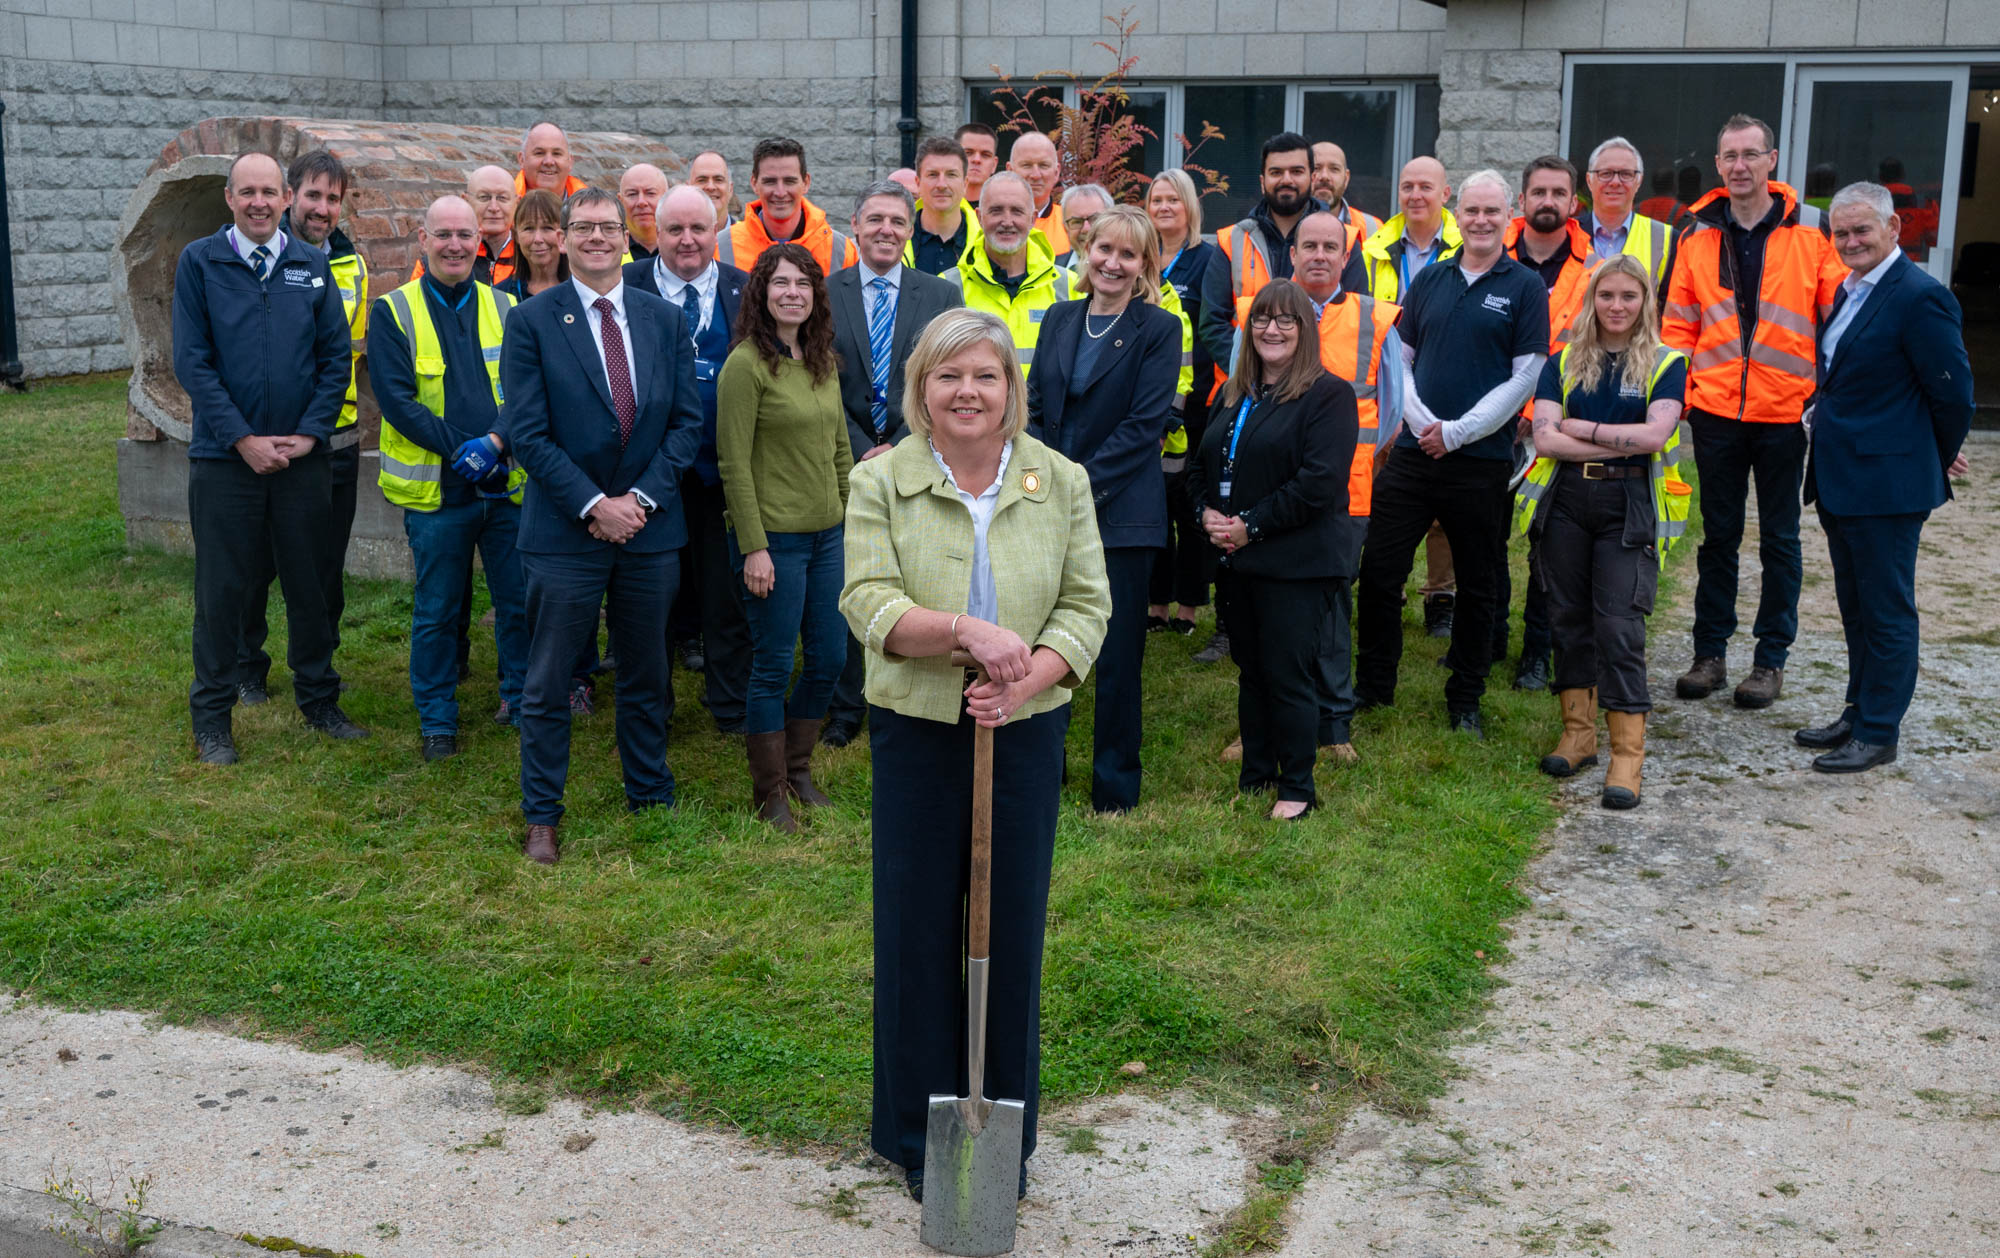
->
xmin=920 ymin=1089 xmax=1025 ymax=1255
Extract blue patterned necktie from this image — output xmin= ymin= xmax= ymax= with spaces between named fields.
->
xmin=867 ymin=276 xmax=895 ymax=439
xmin=248 ymin=244 xmax=271 ymax=282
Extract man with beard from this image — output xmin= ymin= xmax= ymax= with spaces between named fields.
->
xmin=236 ymin=149 xmax=370 ymax=710
xmin=1312 ymin=140 xmax=1385 ymax=260
xmin=944 ymin=172 xmax=1071 ymax=368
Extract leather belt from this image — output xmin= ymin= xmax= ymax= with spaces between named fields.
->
xmin=1578 ymin=462 xmax=1644 ymax=480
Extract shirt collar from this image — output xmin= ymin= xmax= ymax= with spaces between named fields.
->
xmin=572 ymin=276 xmax=625 ymax=316
xmin=1846 ymin=249 xmax=1898 ymax=295
xmin=656 ymin=257 xmax=717 ymax=299
xmin=229 ymin=225 xmax=287 ymax=262
xmin=930 ymin=437 xmax=1013 ymax=501
xmin=1591 ymin=209 xmax=1632 ymax=239
xmin=1307 ymin=286 xmax=1341 ymax=318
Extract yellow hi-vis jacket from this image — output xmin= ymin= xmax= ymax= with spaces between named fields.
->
xmin=943 ymin=228 xmax=1071 ymax=371
xmin=375 ymin=278 xmax=522 ymax=512
xmin=1359 ymin=209 xmax=1463 ymax=303
xmin=1513 ymin=343 xmax=1693 ymax=559
xmin=328 ymin=241 xmax=368 ymax=441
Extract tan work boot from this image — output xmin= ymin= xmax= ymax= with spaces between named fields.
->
xmin=1602 ymin=711 xmax=1646 ymax=810
xmin=1220 ymin=736 xmax=1243 ymax=763
xmin=1733 ymin=666 xmax=1783 ymax=710
xmin=1539 ymin=687 xmax=1600 ymax=778
xmin=784 ymin=717 xmax=832 ymax=807
xmin=1675 ymin=655 xmax=1726 ymax=699
xmin=746 ymin=731 xmax=798 ymax=833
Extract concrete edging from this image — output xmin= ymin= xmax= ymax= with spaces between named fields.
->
xmin=0 ymin=1182 xmax=272 ymax=1258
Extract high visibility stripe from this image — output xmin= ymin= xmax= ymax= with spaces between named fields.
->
xmin=1664 ymin=301 xmax=1701 ymax=322
xmin=1757 ymin=302 xmax=1816 ymax=339
xmin=328 ymin=428 xmax=361 ymax=450
xmin=378 ymin=451 xmax=442 ymax=481
xmin=717 ymin=231 xmax=737 ymax=267
xmin=1690 ymin=343 xmax=1742 ymax=372
xmin=1700 ymin=298 xmax=1737 ymax=325
xmin=1747 ymin=340 xmax=1815 ymax=379
xmin=1350 ymin=295 xmax=1380 ymax=401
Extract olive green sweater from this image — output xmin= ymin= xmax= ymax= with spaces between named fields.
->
xmin=715 ymin=343 xmax=853 ymax=553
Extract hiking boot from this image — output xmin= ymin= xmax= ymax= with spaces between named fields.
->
xmin=1513 ymin=653 xmax=1551 ymax=692
xmin=236 ymin=679 xmax=269 ymax=707
xmin=1220 ymin=736 xmax=1243 ymax=763
xmin=302 ymin=700 xmax=370 ymax=740
xmin=1675 ymin=655 xmax=1726 ymax=700
xmin=1192 ymin=631 xmax=1230 ymax=665
xmin=1733 ymin=666 xmax=1783 ymax=710
xmin=195 ymin=730 xmax=238 ymax=765
xmin=1449 ymin=708 xmax=1485 ymax=740
xmin=1602 ymin=711 xmax=1646 ymax=809
xmin=1423 ymin=593 xmax=1455 ymax=639
xmin=422 ymin=733 xmax=459 ymax=762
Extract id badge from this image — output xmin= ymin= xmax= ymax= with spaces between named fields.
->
xmin=694 ymin=357 xmax=718 ymax=383
xmin=1217 ymin=479 xmax=1232 ymax=500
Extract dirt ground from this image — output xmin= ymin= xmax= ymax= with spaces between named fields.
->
xmin=3 ymin=438 xmax=1994 ymax=1258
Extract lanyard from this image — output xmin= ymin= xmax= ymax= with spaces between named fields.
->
xmin=1398 ymin=241 xmax=1431 ymax=295
xmin=658 ymin=259 xmax=709 ymax=334
xmin=1218 ymin=395 xmax=1255 ymax=503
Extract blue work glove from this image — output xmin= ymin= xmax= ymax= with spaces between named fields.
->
xmin=450 ymin=434 xmax=503 ymax=482
xmin=476 ymin=463 xmax=515 ymax=500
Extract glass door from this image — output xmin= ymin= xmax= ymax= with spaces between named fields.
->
xmin=1789 ymin=65 xmax=1969 ymax=282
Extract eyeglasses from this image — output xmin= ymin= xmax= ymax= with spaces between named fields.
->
xmin=1718 ymin=149 xmax=1773 ymax=168
xmin=1063 ymin=215 xmax=1097 ymax=232
xmin=565 ymin=221 xmax=625 ymax=238
xmin=1247 ymin=314 xmax=1300 ymax=331
xmin=1589 ymin=168 xmax=1640 ymax=183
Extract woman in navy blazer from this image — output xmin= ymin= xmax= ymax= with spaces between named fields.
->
xmin=1027 ymin=205 xmax=1183 ymax=813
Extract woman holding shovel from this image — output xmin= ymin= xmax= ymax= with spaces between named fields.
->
xmin=840 ymin=308 xmax=1111 ymax=1214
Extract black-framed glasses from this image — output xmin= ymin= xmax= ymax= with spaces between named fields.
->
xmin=1248 ymin=314 xmax=1300 ymax=331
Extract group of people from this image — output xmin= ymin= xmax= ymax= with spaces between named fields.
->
xmin=171 ymin=110 xmax=1974 ymax=1209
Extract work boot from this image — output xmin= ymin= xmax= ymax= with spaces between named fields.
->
xmin=1733 ymin=666 xmax=1783 ymax=710
xmin=784 ymin=717 xmax=832 ymax=807
xmin=302 ymin=700 xmax=370 ymax=740
xmin=236 ymin=679 xmax=269 ymax=706
xmin=1423 ymin=592 xmax=1455 ymax=638
xmin=746 ymin=731 xmax=798 ymax=833
xmin=1602 ymin=711 xmax=1646 ymax=809
xmin=1192 ymin=631 xmax=1230 ymax=664
xmin=1674 ymin=655 xmax=1726 ymax=700
xmin=195 ymin=729 xmax=239 ymax=766
xmin=1513 ymin=653 xmax=1551 ymax=692
xmin=1539 ymin=687 xmax=1599 ymax=778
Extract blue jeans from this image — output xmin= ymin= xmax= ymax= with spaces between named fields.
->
xmin=1688 ymin=410 xmax=1807 ymax=669
xmin=730 ymin=526 xmax=847 ymax=734
xmin=404 ymin=499 xmax=529 ymax=735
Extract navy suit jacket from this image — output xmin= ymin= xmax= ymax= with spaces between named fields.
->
xmin=1806 ymin=254 xmax=1974 ymax=518
xmin=501 ymin=281 xmax=706 ymax=554
xmin=621 ymin=256 xmax=748 ymax=330
xmin=830 ymin=263 xmax=964 ymax=458
xmin=1026 ymin=298 xmax=1182 ymax=549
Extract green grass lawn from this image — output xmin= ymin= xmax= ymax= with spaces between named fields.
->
xmin=0 ymin=374 xmax=1576 ymax=1167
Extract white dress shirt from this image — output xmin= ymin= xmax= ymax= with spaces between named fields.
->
xmin=1821 ymin=249 xmax=1898 ymax=365
xmin=228 ymin=225 xmax=287 ymax=267
xmin=655 ymin=258 xmax=719 ymax=335
xmin=931 ymin=438 xmax=1012 ymax=625
xmin=570 ymin=276 xmax=653 ymax=518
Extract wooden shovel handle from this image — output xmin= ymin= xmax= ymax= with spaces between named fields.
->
xmin=951 ymin=649 xmax=996 ymax=960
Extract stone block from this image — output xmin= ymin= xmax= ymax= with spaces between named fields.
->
xmin=1445 ymin=0 xmax=1524 ymax=50
xmin=250 ymin=2 xmax=287 ymax=36
xmin=759 ymin=0 xmax=809 ymax=37
xmin=1340 ymin=0 xmax=1401 ymax=32
xmin=1521 ymin=0 xmax=1604 ymax=48
xmin=405 ymin=44 xmax=451 ymax=81
xmin=1219 ymin=0 xmax=1275 ymax=32
xmin=808 ymin=0 xmax=861 ymax=38
xmin=91 ymin=0 xmax=136 ymax=20
xmin=1156 ymin=0 xmax=1216 ymax=34
xmin=731 ymin=38 xmax=785 ymax=77
xmin=962 ymin=0 xmax=989 ymax=37
xmin=1124 ymin=31 xmax=1187 ymax=74
xmin=197 ymin=35 xmax=237 ymax=72
xmin=1602 ymin=0 xmax=1687 ymax=47
xmin=1858 ymin=0 xmax=1945 ymax=44
xmin=24 ymin=15 xmax=74 ymax=60
xmin=1484 ymin=49 xmax=1560 ymax=88
xmin=1512 ymin=89 xmax=1562 ymax=128
xmin=212 ymin=0 xmax=251 ymax=32
xmin=564 ymin=4 xmax=612 ymax=42
xmin=114 ymin=20 xmax=159 ymax=64
xmin=382 ymin=8 xmax=424 ymax=46
xmin=543 ymin=42 xmax=589 ymax=79
xmin=633 ymin=40 xmax=684 ymax=77
xmin=834 ymin=35 xmax=874 ymax=77
xmin=1399 ymin=0 xmax=1446 ymax=31
xmin=1685 ymin=0 xmax=1769 ymax=46
xmin=1772 ymin=0 xmax=1855 ymax=43
xmin=1041 ymin=0 xmax=1101 ymax=37
xmin=174 ymin=0 xmax=213 ymax=26
xmin=1303 ymin=30 xmax=1367 ymax=75
xmin=427 ymin=8 xmax=472 ymax=44
xmin=1275 ymin=0 xmax=1328 ymax=33
xmin=291 ymin=2 xmax=326 ymax=40
xmin=1947 ymin=0 xmax=2000 ymax=41
xmin=784 ymin=37 xmax=837 ymax=77
xmin=450 ymin=43 xmax=496 ymax=81
xmin=156 ymin=25 xmax=202 ymax=68
xmin=1439 ymin=88 xmax=1514 ymax=130
xmin=1363 ymin=30 xmax=1430 ymax=74
xmin=1244 ymin=32 xmax=1304 ymax=74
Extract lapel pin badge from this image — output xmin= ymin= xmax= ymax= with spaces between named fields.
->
xmin=1115 ymin=339 xmax=1124 ymax=347
xmin=1022 ymin=471 xmax=1041 ymax=494
xmin=563 ymin=313 xmax=575 ymax=324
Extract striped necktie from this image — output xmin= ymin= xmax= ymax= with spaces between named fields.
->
xmin=867 ymin=276 xmax=895 ymax=438
xmin=249 ymin=244 xmax=271 ymax=282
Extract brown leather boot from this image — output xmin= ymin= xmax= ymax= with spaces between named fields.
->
xmin=784 ymin=717 xmax=831 ymax=807
xmin=523 ymin=823 xmax=560 ymax=865
xmin=1539 ymin=687 xmax=1600 ymax=778
xmin=1603 ymin=711 xmax=1645 ymax=810
xmin=1733 ymin=666 xmax=1783 ymax=709
xmin=746 ymin=731 xmax=798 ymax=833
xmin=1675 ymin=655 xmax=1726 ymax=699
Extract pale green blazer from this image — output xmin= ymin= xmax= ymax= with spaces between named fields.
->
xmin=840 ymin=432 xmax=1112 ymax=725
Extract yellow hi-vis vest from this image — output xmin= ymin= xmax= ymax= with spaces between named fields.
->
xmin=1513 ymin=343 xmax=1693 ymax=560
xmin=376 ymin=279 xmax=522 ymax=512
xmin=329 ymin=246 xmax=368 ymax=442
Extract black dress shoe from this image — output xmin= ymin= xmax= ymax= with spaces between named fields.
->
xmin=1019 ymin=1162 xmax=1029 ymax=1200
xmin=1813 ymin=739 xmax=1896 ymax=774
xmin=1794 ymin=713 xmax=1855 ymax=749
xmin=1512 ymin=654 xmax=1550 ymax=692
xmin=421 ymin=733 xmax=458 ymax=762
xmin=1146 ymin=614 xmax=1170 ymax=633
xmin=678 ymin=638 xmax=707 ymax=673
xmin=302 ymin=700 xmax=371 ymax=740
xmin=195 ymin=730 xmax=239 ymax=765
xmin=1449 ymin=708 xmax=1485 ymax=740
xmin=820 ymin=717 xmax=861 ymax=748
xmin=236 ymin=679 xmax=269 ymax=707
xmin=906 ymin=1167 xmax=923 ymax=1203
xmin=1169 ymin=618 xmax=1197 ymax=636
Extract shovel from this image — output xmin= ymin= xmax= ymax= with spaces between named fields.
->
xmin=920 ymin=653 xmax=1025 ymax=1256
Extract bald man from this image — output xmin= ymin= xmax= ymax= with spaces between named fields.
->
xmin=517 ymin=121 xmax=584 ymax=197
xmin=1008 ymin=131 xmax=1069 ymax=255
xmin=1312 ymin=140 xmax=1385 ymax=257
xmin=174 ymin=151 xmax=361 ymax=764
xmin=464 ymin=165 xmax=519 ymax=285
xmin=689 ymin=150 xmax=737 ymax=229
xmin=619 ymin=162 xmax=669 ymax=259
xmin=368 ymin=196 xmax=529 ymax=761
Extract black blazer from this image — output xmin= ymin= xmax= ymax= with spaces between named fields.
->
xmin=829 ymin=263 xmax=964 ymax=457
xmin=621 ymin=256 xmax=749 ymax=331
xmin=1026 ymin=298 xmax=1182 ymax=549
xmin=500 ymin=282 xmax=706 ymax=554
xmin=1187 ymin=373 xmax=1358 ymax=580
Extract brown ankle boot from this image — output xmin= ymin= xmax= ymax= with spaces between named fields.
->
xmin=1603 ymin=710 xmax=1646 ymax=810
xmin=746 ymin=731 xmax=798 ymax=832
xmin=784 ymin=717 xmax=831 ymax=807
xmin=1539 ymin=687 xmax=1600 ymax=778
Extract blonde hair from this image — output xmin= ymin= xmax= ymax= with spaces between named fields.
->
xmin=902 ymin=309 xmax=1031 ymax=442
xmin=1071 ymin=204 xmax=1165 ymax=307
xmin=1562 ymin=254 xmax=1664 ymax=397
xmin=1148 ymin=169 xmax=1203 ymax=241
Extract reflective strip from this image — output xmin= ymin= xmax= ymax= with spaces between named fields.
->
xmin=1690 ymin=343 xmax=1743 ymax=372
xmin=828 ymin=230 xmax=852 ymax=270
xmin=1747 ymin=340 xmax=1815 ymax=379
xmin=327 ymin=427 xmax=361 ymax=450
xmin=1350 ymin=295 xmax=1381 ymax=400
xmin=943 ymin=268 xmax=964 ymax=290
xmin=1663 ymin=301 xmax=1701 ymax=322
xmin=717 ymin=230 xmax=738 ymax=267
xmin=1757 ymin=302 xmax=1816 ymax=340
xmin=1018 ymin=346 xmax=1035 ymax=368
xmin=1224 ymin=219 xmax=1268 ymax=300
xmin=378 ymin=451 xmax=441 ymax=482
xmin=1700 ymin=298 xmax=1737 ymax=325
xmin=384 ymin=287 xmax=416 ymax=340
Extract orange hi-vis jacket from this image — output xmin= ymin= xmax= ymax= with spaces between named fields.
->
xmin=1508 ymin=217 xmax=1601 ymax=354
xmin=1033 ymin=198 xmax=1069 ymax=258
xmin=715 ymin=197 xmax=857 ymax=277
xmin=1314 ymin=292 xmax=1400 ymax=517
xmin=514 ymin=171 xmax=587 ymax=199
xmin=1662 ymin=182 xmax=1845 ymax=423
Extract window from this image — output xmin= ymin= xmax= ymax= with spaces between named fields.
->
xmin=967 ymin=84 xmax=1064 ymax=165
xmin=1181 ymin=85 xmax=1289 ymax=226
xmin=1565 ymin=62 xmax=1787 ymax=220
xmin=1302 ymin=88 xmax=1399 ymax=219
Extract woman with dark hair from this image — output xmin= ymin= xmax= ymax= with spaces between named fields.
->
xmin=717 ymin=241 xmax=852 ymax=831
xmin=1188 ymin=280 xmax=1357 ymax=820
xmin=496 ymin=189 xmax=569 ymax=300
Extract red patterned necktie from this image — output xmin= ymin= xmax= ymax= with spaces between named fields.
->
xmin=594 ymin=296 xmax=636 ymax=447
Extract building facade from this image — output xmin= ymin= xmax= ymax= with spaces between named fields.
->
xmin=2 ymin=0 xmax=1995 ymax=377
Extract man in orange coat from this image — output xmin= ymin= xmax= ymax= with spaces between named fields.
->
xmin=515 ymin=121 xmax=586 ymax=199
xmin=714 ymin=136 xmax=857 ymax=277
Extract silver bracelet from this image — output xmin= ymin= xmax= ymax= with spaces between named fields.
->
xmin=950 ymin=613 xmax=965 ymax=645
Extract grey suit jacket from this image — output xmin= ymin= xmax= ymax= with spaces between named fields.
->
xmin=830 ymin=263 xmax=963 ymax=458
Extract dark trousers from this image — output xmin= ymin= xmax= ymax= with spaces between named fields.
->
xmin=1495 ymin=546 xmax=1554 ymax=666
xmin=1688 ymin=409 xmax=1807 ymax=669
xmin=1540 ymin=469 xmax=1657 ymax=713
xmin=1148 ymin=465 xmax=1213 ymax=609
xmin=1224 ymin=571 xmax=1336 ymax=803
xmin=190 ymin=453 xmax=339 ymax=732
xmin=1314 ymin=516 xmax=1366 ymax=744
xmin=404 ymin=498 xmax=530 ymax=735
xmin=679 ymin=476 xmax=751 ymax=729
xmin=519 ymin=547 xmax=679 ymax=824
xmin=1091 ymin=547 xmax=1156 ymax=812
xmin=1355 ymin=448 xmax=1510 ymax=713
xmin=1820 ymin=508 xmax=1927 ymax=745
xmin=239 ymin=443 xmax=358 ymax=685
xmin=731 ymin=525 xmax=847 ymax=734
xmin=869 ymin=702 xmax=1069 ymax=1172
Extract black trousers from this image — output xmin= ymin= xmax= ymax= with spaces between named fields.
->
xmin=1224 ymin=571 xmax=1336 ymax=803
xmin=869 ymin=702 xmax=1069 ymax=1172
xmin=1495 ymin=544 xmax=1554 ymax=666
xmin=189 ymin=453 xmax=340 ymax=732
xmin=1539 ymin=468 xmax=1657 ymax=713
xmin=1149 ymin=463 xmax=1214 ymax=608
xmin=1821 ymin=507 xmax=1927 ymax=745
xmin=239 ymin=442 xmax=358 ymax=686
xmin=1091 ymin=547 xmax=1156 ymax=812
xmin=674 ymin=474 xmax=751 ymax=730
xmin=1688 ymin=409 xmax=1807 ymax=669
xmin=518 ymin=547 xmax=679 ymax=823
xmin=1356 ymin=448 xmax=1511 ymax=712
